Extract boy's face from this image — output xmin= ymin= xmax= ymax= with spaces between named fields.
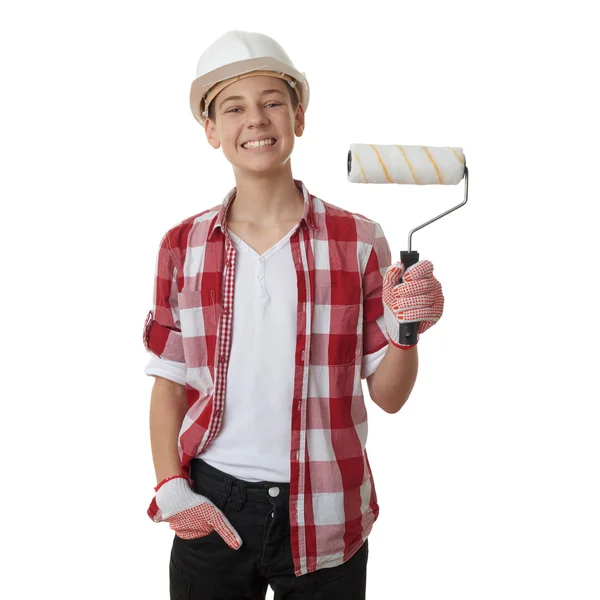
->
xmin=204 ymin=75 xmax=304 ymax=175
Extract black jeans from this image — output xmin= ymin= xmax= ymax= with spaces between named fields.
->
xmin=169 ymin=458 xmax=369 ymax=599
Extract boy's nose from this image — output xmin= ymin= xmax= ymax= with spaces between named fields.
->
xmin=245 ymin=108 xmax=269 ymax=124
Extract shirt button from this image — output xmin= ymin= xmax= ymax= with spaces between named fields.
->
xmin=257 ymin=274 xmax=263 ymax=280
xmin=219 ymin=355 xmax=225 ymax=363
xmin=259 ymin=256 xmax=265 ymax=263
xmin=268 ymin=487 xmax=280 ymax=497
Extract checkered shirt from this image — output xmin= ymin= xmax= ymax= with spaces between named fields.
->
xmin=143 ymin=179 xmax=392 ymax=576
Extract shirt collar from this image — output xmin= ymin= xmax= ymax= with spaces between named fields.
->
xmin=208 ymin=179 xmax=318 ymax=240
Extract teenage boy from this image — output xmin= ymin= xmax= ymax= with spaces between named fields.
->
xmin=143 ymin=30 xmax=444 ymax=600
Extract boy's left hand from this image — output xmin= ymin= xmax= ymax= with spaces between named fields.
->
xmin=382 ymin=260 xmax=445 ymax=348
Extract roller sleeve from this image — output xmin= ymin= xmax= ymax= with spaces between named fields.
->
xmin=347 ymin=143 xmax=465 ymax=185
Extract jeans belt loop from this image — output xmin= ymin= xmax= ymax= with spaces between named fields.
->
xmin=230 ymin=480 xmax=247 ymax=511
xmin=218 ymin=475 xmax=233 ymax=510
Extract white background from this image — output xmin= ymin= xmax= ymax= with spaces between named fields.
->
xmin=2 ymin=1 xmax=599 ymax=598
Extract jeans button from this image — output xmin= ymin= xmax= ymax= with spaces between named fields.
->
xmin=268 ymin=486 xmax=280 ymax=497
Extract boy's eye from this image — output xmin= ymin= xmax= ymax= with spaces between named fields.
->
xmin=226 ymin=103 xmax=281 ymax=113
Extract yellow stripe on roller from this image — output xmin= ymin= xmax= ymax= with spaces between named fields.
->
xmin=353 ymin=152 xmax=368 ymax=183
xmin=370 ymin=145 xmax=394 ymax=183
xmin=422 ymin=146 xmax=444 ymax=184
xmin=395 ymin=145 xmax=419 ymax=184
xmin=449 ymin=147 xmax=465 ymax=164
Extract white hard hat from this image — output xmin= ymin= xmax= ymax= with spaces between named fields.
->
xmin=190 ymin=30 xmax=310 ymax=125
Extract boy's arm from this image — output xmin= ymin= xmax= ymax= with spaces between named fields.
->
xmin=361 ymin=221 xmax=419 ymax=413
xmin=149 ymin=376 xmax=188 ymax=485
xmin=146 ymin=376 xmax=244 ymax=549
xmin=144 ymin=229 xmax=188 ymax=484
xmin=366 ymin=344 xmax=419 ymax=414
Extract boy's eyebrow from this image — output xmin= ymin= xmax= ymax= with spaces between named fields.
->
xmin=219 ymin=89 xmax=285 ymax=109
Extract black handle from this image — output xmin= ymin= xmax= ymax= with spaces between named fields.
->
xmin=398 ymin=250 xmax=420 ymax=346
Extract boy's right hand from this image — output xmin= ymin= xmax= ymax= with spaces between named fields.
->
xmin=147 ymin=476 xmax=243 ymax=550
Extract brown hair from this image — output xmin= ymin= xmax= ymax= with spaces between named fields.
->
xmin=207 ymin=84 xmax=300 ymax=123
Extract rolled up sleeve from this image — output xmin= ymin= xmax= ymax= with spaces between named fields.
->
xmin=143 ymin=230 xmax=187 ymax=384
xmin=144 ymin=353 xmax=187 ymax=386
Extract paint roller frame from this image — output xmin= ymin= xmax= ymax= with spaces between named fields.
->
xmin=347 ymin=150 xmax=469 ymax=346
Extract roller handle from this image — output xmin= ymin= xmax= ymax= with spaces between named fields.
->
xmin=398 ymin=250 xmax=420 ymax=346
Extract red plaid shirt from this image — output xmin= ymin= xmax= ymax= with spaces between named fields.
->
xmin=143 ymin=179 xmax=392 ymax=576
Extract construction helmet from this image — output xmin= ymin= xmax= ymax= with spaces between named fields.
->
xmin=189 ymin=30 xmax=310 ymax=125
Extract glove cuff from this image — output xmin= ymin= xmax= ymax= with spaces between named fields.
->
xmin=155 ymin=473 xmax=191 ymax=492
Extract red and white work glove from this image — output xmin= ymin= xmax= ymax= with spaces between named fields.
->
xmin=382 ymin=260 xmax=445 ymax=349
xmin=147 ymin=475 xmax=243 ymax=550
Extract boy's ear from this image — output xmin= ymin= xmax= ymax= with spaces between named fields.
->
xmin=204 ymin=119 xmax=221 ymax=149
xmin=294 ymin=104 xmax=306 ymax=137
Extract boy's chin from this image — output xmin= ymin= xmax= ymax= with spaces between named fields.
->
xmin=228 ymin=153 xmax=292 ymax=173
xmin=234 ymin=163 xmax=285 ymax=175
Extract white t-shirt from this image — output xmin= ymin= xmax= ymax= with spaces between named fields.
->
xmin=145 ymin=226 xmax=388 ymax=482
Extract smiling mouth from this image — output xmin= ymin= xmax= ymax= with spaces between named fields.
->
xmin=241 ymin=138 xmax=278 ymax=149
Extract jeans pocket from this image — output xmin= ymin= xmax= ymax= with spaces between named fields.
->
xmin=192 ymin=480 xmax=227 ymax=512
xmin=171 ymin=530 xmax=232 ymax=597
xmin=169 ymin=557 xmax=191 ymax=600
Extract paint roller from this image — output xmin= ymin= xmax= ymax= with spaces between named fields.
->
xmin=347 ymin=144 xmax=469 ymax=346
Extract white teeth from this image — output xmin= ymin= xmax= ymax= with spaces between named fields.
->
xmin=243 ymin=138 xmax=276 ymax=149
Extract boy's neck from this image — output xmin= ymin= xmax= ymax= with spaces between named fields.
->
xmin=228 ymin=171 xmax=304 ymax=227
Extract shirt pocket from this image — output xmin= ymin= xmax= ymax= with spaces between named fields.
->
xmin=311 ymin=303 xmax=362 ymax=367
xmin=177 ymin=289 xmax=218 ymax=368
